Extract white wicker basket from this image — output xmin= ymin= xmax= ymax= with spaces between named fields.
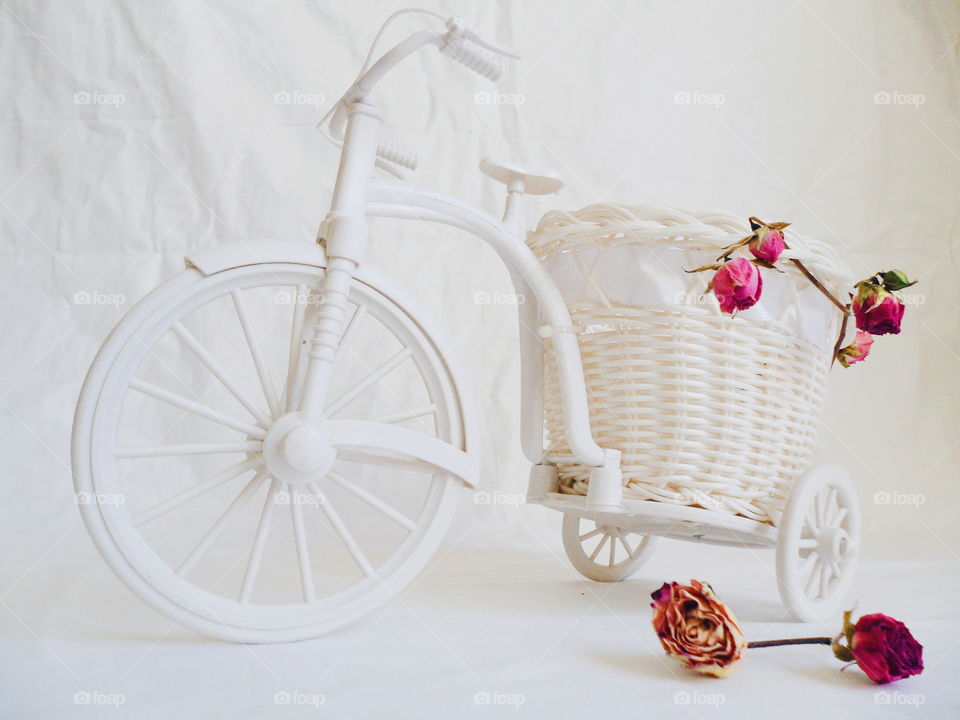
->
xmin=528 ymin=204 xmax=850 ymax=525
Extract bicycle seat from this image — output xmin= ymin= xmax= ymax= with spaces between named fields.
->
xmin=480 ymin=157 xmax=564 ymax=195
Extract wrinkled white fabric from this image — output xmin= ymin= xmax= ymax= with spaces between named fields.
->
xmin=1 ymin=1 xmax=958 ymax=717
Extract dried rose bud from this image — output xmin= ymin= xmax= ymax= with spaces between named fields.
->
xmin=853 ymin=282 xmax=905 ymax=335
xmin=748 ymin=226 xmax=786 ymax=263
xmin=833 ymin=611 xmax=924 ymax=684
xmin=836 ymin=329 xmax=874 ymax=368
xmin=713 ymin=258 xmax=763 ymax=314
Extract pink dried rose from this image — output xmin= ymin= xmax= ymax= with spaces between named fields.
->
xmin=832 ymin=611 xmax=924 ymax=684
xmin=836 ymin=329 xmax=873 ymax=367
xmin=712 ymin=257 xmax=763 ymax=314
xmin=650 ymin=580 xmax=746 ymax=677
xmin=852 ymin=282 xmax=905 ymax=335
xmin=748 ymin=225 xmax=786 ymax=263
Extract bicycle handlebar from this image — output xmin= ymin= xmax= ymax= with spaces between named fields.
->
xmin=323 ymin=14 xmax=520 ymax=176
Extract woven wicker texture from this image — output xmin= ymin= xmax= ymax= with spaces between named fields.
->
xmin=529 ymin=204 xmax=850 ymax=525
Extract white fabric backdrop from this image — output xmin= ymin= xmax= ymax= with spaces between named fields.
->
xmin=2 ymin=1 xmax=958 ymax=718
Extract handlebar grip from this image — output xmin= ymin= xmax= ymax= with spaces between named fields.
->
xmin=376 ymin=140 xmax=419 ymax=171
xmin=439 ymin=38 xmax=502 ymax=81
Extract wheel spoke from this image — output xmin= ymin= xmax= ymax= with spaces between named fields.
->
xmin=579 ymin=526 xmax=603 ymax=543
xmin=176 ymin=470 xmax=267 ymax=577
xmin=231 ymin=289 xmax=281 ymax=418
xmin=815 ymin=488 xmax=827 ymax=528
xmin=133 ymin=458 xmax=260 ymax=527
xmin=804 ymin=558 xmax=822 ymax=597
xmin=283 ymin=283 xmax=310 ymax=412
xmin=336 ymin=304 xmax=367 ymax=360
xmin=290 ymin=487 xmax=316 ymax=603
xmin=375 ymin=404 xmax=437 ymax=424
xmin=324 ymin=348 xmax=412 ymax=417
xmin=171 ymin=321 xmax=271 ymax=427
xmin=804 ymin=508 xmax=818 ymax=533
xmin=608 ymin=533 xmax=616 ymax=567
xmin=129 ymin=378 xmax=266 ymax=438
xmin=283 ymin=284 xmax=308 ymax=412
xmin=326 ymin=470 xmax=416 ymax=532
xmin=616 ymin=529 xmax=635 ymax=557
xmin=823 ymin=487 xmax=837 ymax=526
xmin=832 ymin=507 xmax=848 ymax=527
xmin=798 ymin=538 xmax=817 ymax=550
xmin=818 ymin=562 xmax=833 ymax=598
xmin=799 ymin=550 xmax=818 ymax=582
xmin=307 ymin=481 xmax=374 ymax=577
xmin=588 ymin=534 xmax=609 ymax=562
xmin=239 ymin=476 xmax=282 ymax=604
xmin=115 ymin=441 xmax=261 ymax=458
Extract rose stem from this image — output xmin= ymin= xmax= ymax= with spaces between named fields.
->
xmin=748 ymin=637 xmax=832 ymax=649
xmin=831 ymin=309 xmax=851 ymax=367
xmin=789 ymin=259 xmax=849 ymax=314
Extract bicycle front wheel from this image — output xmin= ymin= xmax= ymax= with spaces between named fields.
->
xmin=73 ymin=261 xmax=465 ymax=642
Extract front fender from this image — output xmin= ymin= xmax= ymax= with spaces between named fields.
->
xmin=185 ymin=240 xmax=481 ymax=488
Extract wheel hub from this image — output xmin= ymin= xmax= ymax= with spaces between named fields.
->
xmin=815 ymin=526 xmax=851 ymax=563
xmin=261 ymin=413 xmax=336 ymax=485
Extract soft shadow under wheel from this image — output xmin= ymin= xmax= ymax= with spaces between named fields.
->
xmin=562 ymin=514 xmax=657 ymax=582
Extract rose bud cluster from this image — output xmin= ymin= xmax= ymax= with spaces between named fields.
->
xmin=650 ymin=579 xmax=746 ymax=677
xmin=687 ymin=217 xmax=790 ymax=315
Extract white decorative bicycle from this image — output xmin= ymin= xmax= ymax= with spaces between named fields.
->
xmin=72 ymin=10 xmax=860 ymax=643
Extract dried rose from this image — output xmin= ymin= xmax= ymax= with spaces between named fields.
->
xmin=748 ymin=225 xmax=786 ymax=263
xmin=852 ymin=282 xmax=905 ymax=335
xmin=836 ymin=329 xmax=874 ymax=367
xmin=712 ymin=258 xmax=763 ymax=314
xmin=832 ymin=611 xmax=924 ymax=684
xmin=650 ymin=580 xmax=746 ymax=677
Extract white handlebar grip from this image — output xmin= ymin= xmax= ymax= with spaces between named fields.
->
xmin=376 ymin=141 xmax=419 ymax=171
xmin=440 ymin=38 xmax=502 ymax=81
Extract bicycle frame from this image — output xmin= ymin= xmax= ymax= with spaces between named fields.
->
xmin=299 ymin=92 xmax=613 ymax=472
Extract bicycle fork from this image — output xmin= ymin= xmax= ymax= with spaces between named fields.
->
xmin=298 ymin=99 xmax=383 ymax=419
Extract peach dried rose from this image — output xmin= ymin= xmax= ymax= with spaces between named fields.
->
xmin=650 ymin=580 xmax=746 ymax=677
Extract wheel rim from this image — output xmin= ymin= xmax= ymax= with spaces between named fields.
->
xmin=562 ymin=514 xmax=656 ymax=581
xmin=76 ymin=264 xmax=464 ymax=640
xmin=777 ymin=465 xmax=860 ymax=621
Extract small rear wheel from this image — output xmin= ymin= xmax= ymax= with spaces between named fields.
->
xmin=776 ymin=464 xmax=860 ymax=621
xmin=562 ymin=514 xmax=657 ymax=582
